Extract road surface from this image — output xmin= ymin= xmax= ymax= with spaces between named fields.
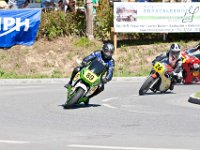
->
xmin=0 ymin=79 xmax=200 ymax=150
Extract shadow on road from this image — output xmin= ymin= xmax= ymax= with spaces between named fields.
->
xmin=59 ymin=104 xmax=101 ymax=110
xmin=140 ymin=91 xmax=176 ymax=96
xmin=176 ymin=83 xmax=200 ymax=86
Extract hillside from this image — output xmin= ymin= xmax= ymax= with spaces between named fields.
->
xmin=0 ymin=36 xmax=199 ymax=78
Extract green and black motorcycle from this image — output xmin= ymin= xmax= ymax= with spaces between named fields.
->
xmin=63 ymin=58 xmax=106 ymax=108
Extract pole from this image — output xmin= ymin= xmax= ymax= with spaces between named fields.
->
xmin=86 ymin=0 xmax=94 ymax=40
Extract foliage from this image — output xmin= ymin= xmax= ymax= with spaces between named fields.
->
xmin=35 ymin=0 xmax=41 ymax=3
xmin=37 ymin=6 xmax=200 ymax=42
xmin=0 ymin=68 xmax=19 ymax=79
xmin=37 ymin=1 xmax=113 ymax=41
xmin=74 ymin=37 xmax=95 ymax=48
xmin=0 ymin=67 xmax=53 ymax=79
xmin=38 ymin=11 xmax=86 ymax=40
xmin=94 ymin=0 xmax=113 ymax=40
xmin=51 ymin=70 xmax=63 ymax=78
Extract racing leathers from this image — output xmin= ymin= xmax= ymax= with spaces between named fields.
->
xmin=152 ymin=51 xmax=182 ymax=78
xmin=66 ymin=50 xmax=115 ymax=99
xmin=186 ymin=43 xmax=200 ymax=59
xmin=152 ymin=50 xmax=183 ymax=90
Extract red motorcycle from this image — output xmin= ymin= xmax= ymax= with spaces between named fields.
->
xmin=181 ymin=49 xmax=200 ymax=84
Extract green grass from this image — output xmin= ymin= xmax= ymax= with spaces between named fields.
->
xmin=0 ymin=68 xmax=50 ymax=79
xmin=74 ymin=37 xmax=94 ymax=48
xmin=35 ymin=0 xmax=41 ymax=3
xmin=51 ymin=70 xmax=63 ymax=78
xmin=0 ymin=67 xmax=149 ymax=79
xmin=1 ymin=39 xmax=199 ymax=79
xmin=0 ymin=73 xmax=49 ymax=79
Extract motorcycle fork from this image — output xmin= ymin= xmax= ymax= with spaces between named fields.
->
xmin=67 ymin=85 xmax=73 ymax=100
xmin=149 ymin=76 xmax=160 ymax=90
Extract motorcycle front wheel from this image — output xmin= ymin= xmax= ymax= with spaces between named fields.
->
xmin=64 ymin=87 xmax=85 ymax=108
xmin=139 ymin=76 xmax=156 ymax=95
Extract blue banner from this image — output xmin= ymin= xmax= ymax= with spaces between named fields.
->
xmin=0 ymin=9 xmax=41 ymax=48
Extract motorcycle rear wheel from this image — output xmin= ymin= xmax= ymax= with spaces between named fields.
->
xmin=64 ymin=87 xmax=85 ymax=108
xmin=139 ymin=76 xmax=155 ymax=95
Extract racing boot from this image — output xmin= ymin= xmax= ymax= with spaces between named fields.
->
xmin=64 ymin=79 xmax=72 ymax=88
xmin=83 ymin=97 xmax=90 ymax=105
xmin=79 ymin=97 xmax=90 ymax=105
xmin=169 ymin=81 xmax=175 ymax=90
xmin=64 ymin=83 xmax=71 ymax=88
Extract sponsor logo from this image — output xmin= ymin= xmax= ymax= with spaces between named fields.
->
xmin=0 ymin=17 xmax=30 ymax=37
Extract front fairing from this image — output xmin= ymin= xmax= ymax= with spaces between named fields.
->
xmin=181 ymin=50 xmax=200 ymax=81
xmin=87 ymin=58 xmax=107 ymax=76
xmin=68 ymin=59 xmax=106 ymax=100
xmin=152 ymin=61 xmax=173 ymax=92
xmin=81 ymin=59 xmax=107 ymax=86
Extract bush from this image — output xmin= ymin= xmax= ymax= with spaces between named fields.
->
xmin=94 ymin=0 xmax=113 ymax=40
xmin=38 ymin=11 xmax=86 ymax=40
xmin=37 ymin=7 xmax=200 ymax=42
xmin=37 ymin=1 xmax=113 ymax=41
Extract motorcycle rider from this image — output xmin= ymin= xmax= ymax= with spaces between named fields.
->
xmin=64 ymin=43 xmax=115 ymax=104
xmin=152 ymin=43 xmax=182 ymax=90
xmin=186 ymin=42 xmax=200 ymax=59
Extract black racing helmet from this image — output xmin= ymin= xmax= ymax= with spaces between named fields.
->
xmin=102 ymin=43 xmax=114 ymax=60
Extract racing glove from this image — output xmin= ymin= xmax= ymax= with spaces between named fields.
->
xmin=152 ymin=60 xmax=156 ymax=65
xmin=102 ymin=78 xmax=108 ymax=84
xmin=168 ymin=71 xmax=175 ymax=77
xmin=81 ymin=61 xmax=88 ymax=67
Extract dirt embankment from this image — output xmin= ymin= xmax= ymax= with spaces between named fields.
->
xmin=0 ymin=37 xmax=198 ymax=78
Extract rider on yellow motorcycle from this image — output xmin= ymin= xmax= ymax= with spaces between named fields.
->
xmin=152 ymin=43 xmax=183 ymax=90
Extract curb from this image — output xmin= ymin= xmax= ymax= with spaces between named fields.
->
xmin=188 ymin=93 xmax=200 ymax=105
xmin=0 ymin=78 xmax=68 ymax=85
xmin=0 ymin=77 xmax=147 ymax=85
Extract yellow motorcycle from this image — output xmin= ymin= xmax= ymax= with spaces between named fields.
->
xmin=139 ymin=60 xmax=174 ymax=95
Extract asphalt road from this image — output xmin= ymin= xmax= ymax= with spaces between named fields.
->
xmin=0 ymin=79 xmax=200 ymax=150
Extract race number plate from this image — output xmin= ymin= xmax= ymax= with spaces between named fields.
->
xmin=153 ymin=62 xmax=164 ymax=73
xmin=73 ymin=72 xmax=80 ymax=81
xmin=182 ymin=56 xmax=186 ymax=63
xmin=84 ymin=70 xmax=98 ymax=83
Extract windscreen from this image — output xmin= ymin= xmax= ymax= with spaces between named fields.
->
xmin=88 ymin=59 xmax=107 ymax=76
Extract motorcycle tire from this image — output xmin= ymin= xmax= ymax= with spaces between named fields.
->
xmin=64 ymin=87 xmax=85 ymax=108
xmin=139 ymin=76 xmax=155 ymax=95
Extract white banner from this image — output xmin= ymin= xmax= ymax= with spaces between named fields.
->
xmin=114 ymin=2 xmax=200 ymax=33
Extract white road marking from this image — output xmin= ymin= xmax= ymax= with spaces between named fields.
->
xmin=102 ymin=97 xmax=119 ymax=102
xmin=0 ymin=140 xmax=30 ymax=144
xmin=67 ymin=145 xmax=191 ymax=150
xmin=102 ymin=104 xmax=116 ymax=109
